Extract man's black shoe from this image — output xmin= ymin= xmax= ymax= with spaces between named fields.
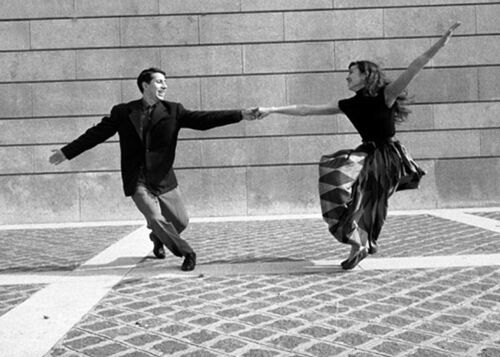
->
xmin=181 ymin=252 xmax=196 ymax=271
xmin=152 ymin=237 xmax=166 ymax=259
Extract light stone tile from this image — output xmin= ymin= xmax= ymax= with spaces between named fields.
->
xmin=247 ymin=165 xmax=320 ymax=216
xmin=161 ymin=45 xmax=242 ymax=76
xmin=178 ymin=168 xmax=247 ymax=216
xmin=201 ymin=75 xmax=286 ymax=110
xmin=200 ymin=137 xmax=289 ymax=167
xmin=478 ymin=67 xmax=500 ymax=101
xmin=285 ymin=9 xmax=383 ymax=41
xmin=77 ymin=48 xmax=161 ymax=79
xmin=0 ymin=51 xmax=76 ymax=82
xmin=433 ymin=157 xmax=500 ymax=206
xmin=334 ymin=38 xmax=428 ymax=70
xmin=383 ymin=6 xmax=474 ymax=37
xmin=200 ymin=13 xmax=283 ymax=44
xmin=31 ymin=19 xmax=121 ymax=49
xmin=433 ymin=103 xmax=500 ymax=129
xmin=32 ymin=81 xmax=122 ymax=117
xmin=0 ymin=0 xmax=74 ymax=19
xmin=397 ymin=131 xmax=481 ymax=159
xmin=0 ymin=174 xmax=80 ymax=224
xmin=242 ymin=0 xmax=332 ymax=11
xmin=0 ymin=22 xmax=30 ymax=51
xmin=477 ymin=4 xmax=500 ymax=33
xmin=480 ymin=129 xmax=500 ymax=156
xmin=244 ymin=42 xmax=335 ymax=73
xmin=121 ymin=16 xmax=199 ymax=47
xmin=75 ymin=0 xmax=158 ymax=17
xmin=0 ymin=84 xmax=32 ymax=117
xmin=160 ymin=0 xmax=240 ymax=14
xmin=286 ymin=73 xmax=350 ymax=106
xmin=408 ymin=68 xmax=478 ymax=103
xmin=0 ymin=147 xmax=34 ymax=174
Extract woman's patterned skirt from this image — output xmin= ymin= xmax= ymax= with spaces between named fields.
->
xmin=318 ymin=139 xmax=425 ymax=252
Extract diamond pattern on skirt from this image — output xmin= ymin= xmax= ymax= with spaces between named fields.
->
xmin=319 ymin=150 xmax=366 ymax=228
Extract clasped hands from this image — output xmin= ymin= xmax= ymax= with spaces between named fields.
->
xmin=242 ymin=107 xmax=272 ymax=121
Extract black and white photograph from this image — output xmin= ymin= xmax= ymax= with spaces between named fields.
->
xmin=0 ymin=1 xmax=499 ymax=356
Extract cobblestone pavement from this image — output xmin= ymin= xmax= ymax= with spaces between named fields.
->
xmin=0 ymin=225 xmax=141 ymax=273
xmin=143 ymin=214 xmax=500 ymax=268
xmin=1 ymin=210 xmax=499 ymax=357
xmin=0 ymin=283 xmax=46 ymax=316
xmin=472 ymin=212 xmax=500 ymax=221
xmin=47 ymin=267 xmax=500 ymax=357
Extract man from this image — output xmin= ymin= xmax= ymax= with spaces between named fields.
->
xmin=49 ymin=67 xmax=259 ymax=271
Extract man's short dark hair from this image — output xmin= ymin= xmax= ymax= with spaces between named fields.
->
xmin=137 ymin=67 xmax=166 ymax=93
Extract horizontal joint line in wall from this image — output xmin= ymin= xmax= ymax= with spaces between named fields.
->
xmin=2 ymin=32 xmax=500 ymax=55
xmin=0 ymin=169 xmax=121 ymax=177
xmin=1 ymin=100 xmax=498 ymax=121
xmin=1 ymin=156 xmax=499 ymax=177
xmin=1 ymin=2 xmax=499 ymax=23
xmin=1 ymin=64 xmax=500 ymax=86
xmin=0 ymin=9 xmax=346 ymax=23
xmin=3 ymin=126 xmax=498 ymax=147
xmin=331 ymin=2 xmax=500 ymax=10
xmin=409 ymin=100 xmax=500 ymax=106
xmin=0 ymin=114 xmax=99 ymax=121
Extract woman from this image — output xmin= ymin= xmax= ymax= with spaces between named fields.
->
xmin=257 ymin=22 xmax=461 ymax=270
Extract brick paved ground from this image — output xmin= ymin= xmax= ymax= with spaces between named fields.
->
xmin=0 ymin=225 xmax=141 ymax=273
xmin=0 ymin=225 xmax=141 ymax=318
xmin=0 ymin=284 xmax=46 ymax=316
xmin=46 ymin=266 xmax=500 ymax=357
xmin=143 ymin=215 xmax=500 ymax=269
xmin=1 ymin=212 xmax=500 ymax=357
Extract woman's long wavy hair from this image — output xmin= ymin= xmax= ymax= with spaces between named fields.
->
xmin=349 ymin=60 xmax=411 ymax=123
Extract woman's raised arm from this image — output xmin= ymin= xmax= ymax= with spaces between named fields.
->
xmin=384 ymin=22 xmax=461 ymax=108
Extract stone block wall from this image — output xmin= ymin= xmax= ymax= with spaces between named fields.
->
xmin=0 ymin=0 xmax=499 ymax=223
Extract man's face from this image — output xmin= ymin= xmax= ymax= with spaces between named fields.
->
xmin=143 ymin=72 xmax=167 ymax=102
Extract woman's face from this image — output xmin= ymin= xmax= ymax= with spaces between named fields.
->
xmin=346 ymin=65 xmax=366 ymax=92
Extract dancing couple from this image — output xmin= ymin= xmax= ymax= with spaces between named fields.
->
xmin=50 ymin=22 xmax=460 ymax=271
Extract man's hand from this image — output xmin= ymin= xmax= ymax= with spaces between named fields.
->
xmin=49 ymin=149 xmax=67 ymax=165
xmin=242 ymin=107 xmax=262 ymax=121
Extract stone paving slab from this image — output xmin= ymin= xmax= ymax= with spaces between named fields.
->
xmin=45 ymin=266 xmax=500 ymax=357
xmin=0 ymin=225 xmax=141 ymax=273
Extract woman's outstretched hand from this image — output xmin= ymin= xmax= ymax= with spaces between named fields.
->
xmin=443 ymin=21 xmax=461 ymax=45
xmin=256 ymin=107 xmax=272 ymax=119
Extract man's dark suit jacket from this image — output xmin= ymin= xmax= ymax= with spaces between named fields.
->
xmin=61 ymin=99 xmax=242 ymax=196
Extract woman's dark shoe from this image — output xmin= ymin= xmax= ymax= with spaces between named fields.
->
xmin=368 ymin=241 xmax=378 ymax=255
xmin=152 ymin=238 xmax=166 ymax=259
xmin=342 ymin=248 xmax=368 ymax=270
xmin=181 ymin=252 xmax=196 ymax=271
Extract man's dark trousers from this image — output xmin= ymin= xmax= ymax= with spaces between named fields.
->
xmin=132 ymin=184 xmax=193 ymax=257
